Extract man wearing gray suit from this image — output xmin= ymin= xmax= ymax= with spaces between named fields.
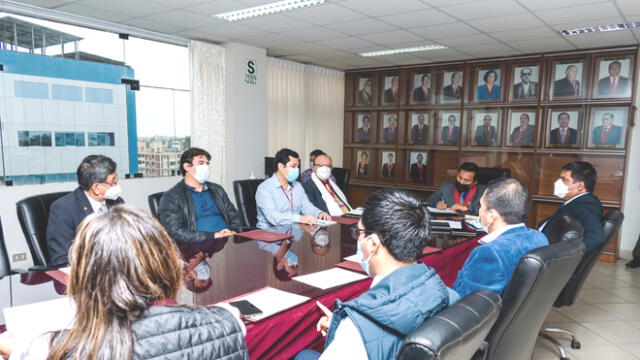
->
xmin=426 ymin=162 xmax=485 ymax=215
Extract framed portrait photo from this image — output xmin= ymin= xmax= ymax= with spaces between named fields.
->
xmin=593 ymin=56 xmax=634 ymax=99
xmin=550 ymin=60 xmax=585 ymax=100
xmin=470 ymin=110 xmax=501 ymax=146
xmin=354 ymin=112 xmax=373 ymax=143
xmin=437 ymin=110 xmax=461 ymax=145
xmin=440 ymin=69 xmax=464 ymax=103
xmin=410 ymin=72 xmax=432 ymax=104
xmin=354 ymin=149 xmax=373 ymax=178
xmin=380 ymin=112 xmax=399 ymax=144
xmin=475 ymin=67 xmax=502 ymax=102
xmin=381 ymin=74 xmax=400 ymax=104
xmin=355 ymin=76 xmax=373 ymax=105
xmin=408 ymin=112 xmax=430 ymax=145
xmin=408 ymin=151 xmax=428 ymax=183
xmin=546 ymin=109 xmax=582 ymax=148
xmin=511 ymin=65 xmax=540 ymax=101
xmin=380 ymin=151 xmax=397 ymax=181
xmin=506 ymin=110 xmax=536 ymax=147
xmin=587 ymin=107 xmax=628 ymax=149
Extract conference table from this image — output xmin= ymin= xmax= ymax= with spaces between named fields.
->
xmin=37 ymin=218 xmax=482 ymax=360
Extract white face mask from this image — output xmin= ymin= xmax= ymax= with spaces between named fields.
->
xmin=103 ymin=184 xmax=122 ymax=200
xmin=194 ymin=261 xmax=211 ymax=280
xmin=478 ymin=208 xmax=491 ymax=232
xmin=553 ymin=178 xmax=571 ymax=199
xmin=314 ymin=229 xmax=330 ymax=246
xmin=193 ymin=164 xmax=210 ymax=184
xmin=316 ymin=166 xmax=332 ymax=181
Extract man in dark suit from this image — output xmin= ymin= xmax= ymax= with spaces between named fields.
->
xmin=442 ymin=72 xmax=462 ymax=100
xmin=410 ymin=114 xmax=428 ymax=144
xmin=381 ymin=153 xmax=395 ymax=179
xmin=46 ymin=155 xmax=124 ymax=266
xmin=409 ymin=153 xmax=426 ymax=182
xmin=383 ymin=76 xmax=399 ymax=103
xmin=510 ymin=113 xmax=534 ymax=145
xmin=382 ymin=116 xmax=398 ymax=143
xmin=474 ymin=115 xmax=497 ymax=146
xmin=412 ymin=74 xmax=430 ymax=102
xmin=550 ymin=112 xmax=578 ymax=145
xmin=597 ymin=61 xmax=630 ymax=96
xmin=538 ymin=161 xmax=603 ymax=259
xmin=357 ymin=78 xmax=372 ymax=105
xmin=441 ymin=115 xmax=459 ymax=144
xmin=512 ymin=67 xmax=538 ymax=99
xmin=553 ymin=64 xmax=580 ymax=97
xmin=302 ymin=154 xmax=352 ymax=216
xmin=356 ymin=115 xmax=371 ymax=142
xmin=592 ymin=112 xmax=622 ymax=145
xmin=426 ymin=162 xmax=485 ymax=214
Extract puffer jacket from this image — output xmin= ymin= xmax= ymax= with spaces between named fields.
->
xmin=158 ymin=180 xmax=244 ymax=244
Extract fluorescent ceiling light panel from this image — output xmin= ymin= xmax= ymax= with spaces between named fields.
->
xmin=561 ymin=21 xmax=640 ymax=36
xmin=359 ymin=45 xmax=447 ymax=57
xmin=213 ymin=0 xmax=326 ymax=22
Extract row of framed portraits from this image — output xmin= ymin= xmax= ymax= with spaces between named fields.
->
xmin=352 ymin=52 xmax=635 ymax=106
xmin=349 ymin=106 xmax=630 ymax=149
xmin=352 ymin=148 xmax=433 ymax=183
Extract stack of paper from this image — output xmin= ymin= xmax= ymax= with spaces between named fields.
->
xmin=227 ymin=287 xmax=310 ymax=321
xmin=293 ymin=268 xmax=369 ymax=290
xmin=3 ymin=297 xmax=76 ymax=339
xmin=427 ymin=207 xmax=459 ymax=216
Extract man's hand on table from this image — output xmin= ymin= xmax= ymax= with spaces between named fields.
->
xmin=449 ymin=204 xmax=469 ymax=213
xmin=214 ymin=229 xmax=236 ymax=238
xmin=317 ymin=212 xmax=332 ymax=221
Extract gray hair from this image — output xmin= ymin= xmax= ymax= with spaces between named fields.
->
xmin=483 ymin=177 xmax=528 ymax=224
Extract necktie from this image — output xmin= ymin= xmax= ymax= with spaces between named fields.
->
xmin=324 ymin=183 xmax=349 ymax=213
xmin=561 ymin=129 xmax=566 ymax=143
xmin=601 ymin=127 xmax=610 ymax=144
xmin=484 ymin=126 xmax=491 ymax=142
xmin=515 ymin=127 xmax=525 ymax=143
xmin=448 ymin=127 xmax=454 ymax=140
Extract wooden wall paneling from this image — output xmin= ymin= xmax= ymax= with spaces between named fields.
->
xmin=431 ymin=151 xmax=460 ymax=187
xmin=537 ymin=153 xmax=579 ymax=195
xmin=500 ymin=152 xmax=536 ymax=191
xmin=579 ymin=155 xmax=625 ymax=202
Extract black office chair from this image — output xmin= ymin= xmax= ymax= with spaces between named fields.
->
xmin=264 ymin=157 xmax=276 ymax=178
xmin=476 ymin=168 xmax=511 ymax=185
xmin=16 ymin=192 xmax=70 ymax=269
xmin=0 ymin=217 xmax=13 ymax=279
xmin=479 ymin=221 xmax=585 ymax=360
xmin=331 ymin=167 xmax=350 ymax=193
xmin=540 ymin=210 xmax=624 ymax=359
xmin=147 ymin=191 xmax=165 ymax=219
xmin=397 ymin=290 xmax=501 ymax=360
xmin=233 ymin=179 xmax=265 ymax=227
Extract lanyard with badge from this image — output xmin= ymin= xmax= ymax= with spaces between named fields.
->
xmin=281 ymin=187 xmax=294 ymax=210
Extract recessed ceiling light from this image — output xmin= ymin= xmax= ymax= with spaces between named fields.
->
xmin=213 ymin=0 xmax=326 ymax=22
xmin=359 ymin=45 xmax=447 ymax=57
xmin=561 ymin=21 xmax=640 ymax=36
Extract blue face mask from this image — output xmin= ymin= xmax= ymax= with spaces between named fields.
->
xmin=286 ymin=168 xmax=300 ymax=183
xmin=357 ymin=238 xmax=375 ymax=276
xmin=284 ymin=249 xmax=298 ymax=266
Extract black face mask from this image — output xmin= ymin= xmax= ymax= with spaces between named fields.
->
xmin=455 ymin=181 xmax=471 ymax=193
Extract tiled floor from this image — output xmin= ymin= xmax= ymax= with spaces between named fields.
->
xmin=534 ymin=260 xmax=640 ymax=360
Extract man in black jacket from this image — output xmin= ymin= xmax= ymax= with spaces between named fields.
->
xmin=46 ymin=155 xmax=124 ymax=266
xmin=158 ymin=148 xmax=243 ymax=244
xmin=538 ymin=161 xmax=603 ymax=259
xmin=302 ymin=154 xmax=352 ymax=216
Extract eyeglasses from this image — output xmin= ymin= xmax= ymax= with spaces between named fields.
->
xmin=103 ymin=179 xmax=118 ymax=186
xmin=350 ymin=225 xmax=373 ymax=240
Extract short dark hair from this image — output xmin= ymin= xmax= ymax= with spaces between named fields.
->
xmin=362 ymin=189 xmax=430 ymax=262
xmin=483 ymin=69 xmax=498 ymax=82
xmin=483 ymin=177 xmax=529 ymax=224
xmin=421 ymin=74 xmax=430 ymax=81
xmin=77 ymin=155 xmax=117 ymax=190
xmin=608 ymin=60 xmax=622 ymax=69
xmin=458 ymin=162 xmax=479 ymax=180
xmin=562 ymin=161 xmax=597 ymax=192
xmin=557 ymin=112 xmax=570 ymax=120
xmin=309 ymin=149 xmax=325 ymax=158
xmin=179 ymin=148 xmax=211 ymax=176
xmin=274 ymin=148 xmax=299 ymax=169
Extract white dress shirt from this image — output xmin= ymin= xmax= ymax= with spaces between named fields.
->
xmin=85 ymin=191 xmax=107 ymax=213
xmin=479 ymin=223 xmax=526 ymax=244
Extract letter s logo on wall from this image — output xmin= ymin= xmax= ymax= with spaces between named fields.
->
xmin=245 ymin=59 xmax=257 ymax=84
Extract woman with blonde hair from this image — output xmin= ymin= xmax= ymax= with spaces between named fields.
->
xmin=1 ymin=204 xmax=247 ymax=360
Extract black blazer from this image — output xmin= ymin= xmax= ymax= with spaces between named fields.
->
xmin=301 ymin=179 xmax=329 ymax=213
xmin=46 ymin=187 xmax=124 ymax=266
xmin=538 ymin=193 xmax=603 ymax=258
xmin=554 ymin=77 xmax=580 ymax=97
xmin=550 ymin=127 xmax=577 ymax=144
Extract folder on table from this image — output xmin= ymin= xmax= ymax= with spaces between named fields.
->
xmin=234 ymin=229 xmax=293 ymax=243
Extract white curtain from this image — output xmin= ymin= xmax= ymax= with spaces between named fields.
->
xmin=267 ymin=58 xmax=345 ymax=166
xmin=189 ymin=40 xmax=226 ymax=184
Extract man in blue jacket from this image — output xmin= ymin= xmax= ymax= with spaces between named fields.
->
xmin=296 ymin=189 xmax=459 ymax=360
xmin=454 ymin=178 xmax=549 ymax=298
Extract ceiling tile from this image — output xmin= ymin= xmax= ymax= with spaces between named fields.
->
xmin=282 ymin=4 xmax=367 ymax=25
xmin=147 ymin=0 xmax=210 ymax=8
xmin=316 ymin=36 xmax=380 ymax=51
xmin=359 ymin=30 xmax=424 ymax=46
xmin=281 ymin=54 xmax=326 ymax=64
xmin=184 ymin=0 xmax=249 ymax=15
xmin=549 ymin=16 xmax=625 ymax=31
xmin=310 ymin=60 xmax=350 ymax=71
xmin=517 ymin=0 xmax=608 ymax=12
xmin=467 ymin=13 xmax=545 ymax=33
xmin=566 ymin=30 xmax=637 ymax=48
xmin=462 ymin=43 xmax=520 ymax=57
xmin=343 ymin=57 xmax=394 ymax=68
xmin=273 ymin=42 xmax=337 ymax=56
xmin=509 ymin=37 xmax=574 ymax=53
xmin=198 ymin=23 xmax=264 ymax=38
xmin=421 ymin=0 xmax=477 ymax=7
xmin=173 ymin=29 xmax=229 ymax=43
xmin=374 ymin=53 xmax=425 ymax=65
xmin=338 ymin=0 xmax=430 ymax=17
xmin=11 ymin=0 xmax=76 ymax=8
xmin=325 ymin=18 xmax=399 ymax=36
xmin=144 ymin=10 xmax=221 ymax=29
xmin=414 ymin=48 xmax=470 ymax=61
xmin=77 ymin=0 xmax=170 ymax=18
xmin=54 ymin=3 xmax=133 ymax=23
xmin=122 ymin=18 xmax=188 ymax=33
xmin=438 ymin=33 xmax=500 ymax=47
xmin=239 ymin=14 xmax=313 ymax=32
xmin=617 ymin=0 xmax=640 ymax=18
xmin=379 ymin=8 xmax=457 ymax=28
xmin=535 ymin=3 xmax=620 ymax=25
xmin=491 ymin=26 xmax=560 ymax=42
xmin=411 ymin=22 xmax=479 ymax=40
xmin=238 ymin=33 xmax=300 ymax=48
xmin=438 ymin=0 xmax=527 ymax=21
xmin=281 ymin=27 xmax=348 ymax=41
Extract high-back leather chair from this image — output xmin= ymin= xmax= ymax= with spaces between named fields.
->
xmin=541 ymin=210 xmax=624 ymax=357
xmin=16 ymin=192 xmax=70 ymax=268
xmin=331 ymin=167 xmax=350 ymax=193
xmin=397 ymin=290 xmax=501 ymax=360
xmin=233 ymin=179 xmax=264 ymax=227
xmin=0 ymin=217 xmax=12 ymax=279
xmin=147 ymin=191 xmax=165 ymax=219
xmin=476 ymin=168 xmax=511 ymax=185
xmin=264 ymin=157 xmax=276 ymax=178
xmin=481 ymin=224 xmax=584 ymax=360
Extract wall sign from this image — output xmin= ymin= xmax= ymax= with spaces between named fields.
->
xmin=245 ymin=59 xmax=256 ymax=84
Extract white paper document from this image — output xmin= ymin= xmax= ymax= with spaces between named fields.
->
xmin=3 ymin=297 xmax=76 ymax=339
xmin=229 ymin=287 xmax=310 ymax=321
xmin=293 ymin=267 xmax=369 ymax=290
xmin=59 ymin=266 xmax=71 ymax=275
xmin=343 ymin=254 xmax=359 ymax=262
xmin=431 ymin=220 xmax=463 ymax=229
xmin=427 ymin=206 xmax=459 ymax=215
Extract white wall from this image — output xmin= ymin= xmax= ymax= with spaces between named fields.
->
xmin=223 ymin=43 xmax=268 ymax=192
